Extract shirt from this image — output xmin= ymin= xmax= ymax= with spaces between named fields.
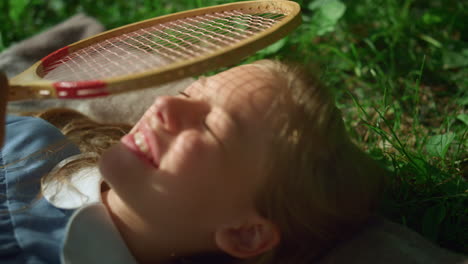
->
xmin=0 ymin=115 xmax=138 ymax=264
xmin=43 ymin=166 xmax=138 ymax=264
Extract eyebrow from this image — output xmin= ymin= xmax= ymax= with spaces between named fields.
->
xmin=197 ymin=76 xmax=208 ymax=84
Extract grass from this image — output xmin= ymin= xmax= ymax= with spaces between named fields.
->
xmin=1 ymin=0 xmax=467 ymax=254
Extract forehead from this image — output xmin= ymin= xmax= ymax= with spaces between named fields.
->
xmin=185 ymin=65 xmax=279 ymax=112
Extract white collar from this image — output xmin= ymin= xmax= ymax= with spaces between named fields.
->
xmin=61 ymin=203 xmax=139 ymax=264
xmin=41 ymin=156 xmax=138 ymax=264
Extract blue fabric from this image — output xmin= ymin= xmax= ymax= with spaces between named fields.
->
xmin=0 ymin=115 xmax=81 ymax=264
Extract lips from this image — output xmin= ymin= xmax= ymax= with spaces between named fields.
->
xmin=121 ymin=121 xmax=161 ymax=169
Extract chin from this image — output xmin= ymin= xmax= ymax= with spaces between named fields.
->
xmin=99 ymin=143 xmax=151 ymax=188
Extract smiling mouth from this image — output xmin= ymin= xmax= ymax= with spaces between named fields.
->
xmin=121 ymin=131 xmax=159 ymax=169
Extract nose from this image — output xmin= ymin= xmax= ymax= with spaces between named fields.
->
xmin=152 ymin=95 xmax=210 ymax=133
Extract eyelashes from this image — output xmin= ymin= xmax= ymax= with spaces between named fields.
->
xmin=178 ymin=91 xmax=190 ymax=98
xmin=177 ymin=91 xmax=213 ymax=133
xmin=177 ymin=91 xmax=226 ymax=151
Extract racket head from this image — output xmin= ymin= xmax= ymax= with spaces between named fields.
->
xmin=9 ymin=0 xmax=301 ymax=100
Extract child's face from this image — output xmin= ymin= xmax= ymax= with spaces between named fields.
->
xmin=100 ymin=64 xmax=279 ymax=236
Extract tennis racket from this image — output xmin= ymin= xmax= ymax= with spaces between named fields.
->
xmin=7 ymin=0 xmax=301 ymax=101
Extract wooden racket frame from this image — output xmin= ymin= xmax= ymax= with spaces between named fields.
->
xmin=8 ymin=0 xmax=301 ymax=101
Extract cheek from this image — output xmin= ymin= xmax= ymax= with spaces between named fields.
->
xmin=164 ymin=131 xmax=214 ymax=174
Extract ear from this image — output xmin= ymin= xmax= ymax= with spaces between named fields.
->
xmin=214 ymin=216 xmax=280 ymax=259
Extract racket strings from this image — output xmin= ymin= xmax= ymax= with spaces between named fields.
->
xmin=42 ymin=11 xmax=286 ymax=82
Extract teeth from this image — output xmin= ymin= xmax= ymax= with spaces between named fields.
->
xmin=134 ymin=132 xmax=149 ymax=154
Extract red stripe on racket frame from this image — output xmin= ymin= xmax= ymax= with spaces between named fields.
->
xmin=53 ymin=81 xmax=109 ymax=99
xmin=41 ymin=46 xmax=70 ymax=70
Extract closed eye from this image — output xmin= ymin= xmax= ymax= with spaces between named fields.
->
xmin=178 ymin=91 xmax=215 ymax=135
xmin=178 ymin=90 xmax=227 ymax=151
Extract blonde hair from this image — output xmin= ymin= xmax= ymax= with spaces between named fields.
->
xmin=245 ymin=60 xmax=385 ymax=264
xmin=36 ymin=60 xmax=384 ymax=264
xmin=33 ymin=108 xmax=132 ymax=186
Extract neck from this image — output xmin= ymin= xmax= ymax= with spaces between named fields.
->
xmin=101 ymin=189 xmax=180 ymax=264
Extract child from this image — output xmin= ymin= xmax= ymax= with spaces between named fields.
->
xmin=1 ymin=60 xmax=383 ymax=264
